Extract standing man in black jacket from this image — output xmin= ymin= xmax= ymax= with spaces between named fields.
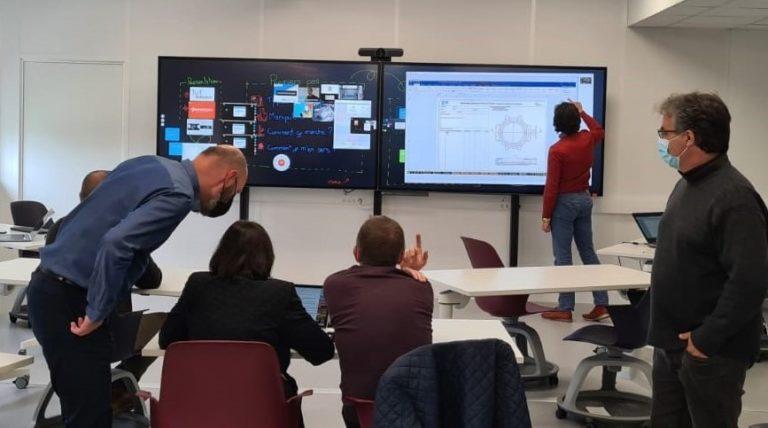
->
xmin=650 ymin=92 xmax=768 ymax=428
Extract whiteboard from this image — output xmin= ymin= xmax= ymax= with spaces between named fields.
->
xmin=21 ymin=60 xmax=124 ymax=218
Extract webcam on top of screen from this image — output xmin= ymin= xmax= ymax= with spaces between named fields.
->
xmin=358 ymin=48 xmax=404 ymax=62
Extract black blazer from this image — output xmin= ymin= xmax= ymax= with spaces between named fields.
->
xmin=159 ymin=272 xmax=335 ymax=394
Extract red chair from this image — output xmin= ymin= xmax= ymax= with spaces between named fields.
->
xmin=150 ymin=341 xmax=312 ymax=428
xmin=345 ymin=397 xmax=375 ymax=428
xmin=460 ymin=237 xmax=559 ymax=386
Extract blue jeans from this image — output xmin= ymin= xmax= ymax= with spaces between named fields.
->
xmin=550 ymin=192 xmax=608 ymax=311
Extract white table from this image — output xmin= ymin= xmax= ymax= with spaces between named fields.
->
xmin=132 ymin=267 xmax=196 ymax=297
xmin=141 ymin=318 xmax=525 ymax=363
xmin=0 ymin=352 xmax=33 ymax=388
xmin=0 ymin=258 xmax=40 ymax=287
xmin=0 ymin=223 xmax=46 ymax=252
xmin=0 ymin=257 xmax=40 ymax=297
xmin=597 ymin=239 xmax=655 ymax=263
xmin=425 ymin=264 xmax=652 ymax=318
xmin=0 ymin=258 xmax=197 ymax=298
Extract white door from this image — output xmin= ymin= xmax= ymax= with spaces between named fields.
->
xmin=21 ymin=60 xmax=124 ymax=218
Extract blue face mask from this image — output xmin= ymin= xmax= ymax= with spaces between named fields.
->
xmin=657 ymin=138 xmax=680 ymax=170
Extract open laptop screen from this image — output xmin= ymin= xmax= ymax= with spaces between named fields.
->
xmin=632 ymin=212 xmax=663 ymax=244
xmin=294 ymin=285 xmax=328 ymax=327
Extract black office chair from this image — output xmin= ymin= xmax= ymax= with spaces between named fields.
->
xmin=8 ymin=200 xmax=50 ymax=326
xmin=11 ymin=200 xmax=49 ymax=230
xmin=556 ymin=290 xmax=652 ymax=427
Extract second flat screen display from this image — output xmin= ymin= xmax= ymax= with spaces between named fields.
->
xmin=379 ymin=63 xmax=607 ymax=194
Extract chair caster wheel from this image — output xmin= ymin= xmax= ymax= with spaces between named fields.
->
xmin=549 ymin=375 xmax=559 ymax=386
xmin=555 ymin=407 xmax=567 ymax=419
xmin=9 ymin=314 xmax=17 ymax=324
xmin=14 ymin=375 xmax=29 ymax=389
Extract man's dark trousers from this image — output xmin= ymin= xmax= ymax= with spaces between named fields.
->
xmin=651 ymin=348 xmax=748 ymax=428
xmin=28 ymin=270 xmax=112 ymax=427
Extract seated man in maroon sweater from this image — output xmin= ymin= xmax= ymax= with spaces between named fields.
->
xmin=324 ymin=216 xmax=433 ymax=428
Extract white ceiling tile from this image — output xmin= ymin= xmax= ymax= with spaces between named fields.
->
xmin=702 ymin=6 xmax=768 ymax=16
xmin=662 ymin=4 xmax=712 ymax=15
xmin=681 ymin=0 xmax=733 ymax=6
xmin=633 ymin=14 xmax=689 ymax=26
xmin=674 ymin=14 xmax=761 ymax=26
xmin=727 ymin=0 xmax=768 ymax=8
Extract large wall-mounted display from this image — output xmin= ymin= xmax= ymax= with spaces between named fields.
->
xmin=378 ymin=63 xmax=607 ymax=195
xmin=157 ymin=57 xmax=379 ymax=189
xmin=157 ymin=57 xmax=607 ymax=195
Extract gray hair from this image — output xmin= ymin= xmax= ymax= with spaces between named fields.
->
xmin=657 ymin=92 xmax=731 ymax=154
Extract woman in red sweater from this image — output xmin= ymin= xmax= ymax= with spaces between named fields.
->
xmin=540 ymin=101 xmax=608 ymax=323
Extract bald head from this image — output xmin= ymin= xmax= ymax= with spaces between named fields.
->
xmin=80 ymin=170 xmax=109 ymax=201
xmin=197 ymin=145 xmax=248 ymax=179
xmin=192 ymin=145 xmax=248 ymax=217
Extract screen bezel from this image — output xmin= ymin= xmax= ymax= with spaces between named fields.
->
xmin=156 ymin=56 xmax=381 ymax=190
xmin=376 ymin=61 xmax=608 ymax=196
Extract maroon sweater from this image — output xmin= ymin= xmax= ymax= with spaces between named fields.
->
xmin=542 ymin=111 xmax=605 ymax=219
xmin=324 ymin=265 xmax=434 ymax=400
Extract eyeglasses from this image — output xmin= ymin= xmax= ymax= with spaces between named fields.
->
xmin=657 ymin=128 xmax=681 ymax=138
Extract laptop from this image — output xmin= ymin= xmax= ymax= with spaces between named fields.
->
xmin=295 ymin=284 xmax=329 ymax=328
xmin=631 ymin=212 xmax=663 ymax=247
xmin=0 ymin=209 xmax=54 ymax=242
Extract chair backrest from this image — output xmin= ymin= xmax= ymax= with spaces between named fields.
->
xmin=153 ymin=341 xmax=291 ymax=428
xmin=607 ymin=290 xmax=651 ymax=350
xmin=110 ymin=310 xmax=145 ymax=362
xmin=345 ymin=397 xmax=374 ymax=428
xmin=10 ymin=200 xmax=48 ymax=228
xmin=460 ymin=237 xmax=529 ymax=317
xmin=375 ymin=339 xmax=532 ymax=428
xmin=460 ymin=236 xmax=505 ymax=269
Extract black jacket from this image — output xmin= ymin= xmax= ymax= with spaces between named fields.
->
xmin=649 ymin=155 xmax=768 ymax=363
xmin=45 ymin=219 xmax=161 ymax=313
xmin=159 ymin=272 xmax=335 ymax=395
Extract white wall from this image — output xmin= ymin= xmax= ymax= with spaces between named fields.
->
xmin=2 ymin=0 xmax=768 ymax=300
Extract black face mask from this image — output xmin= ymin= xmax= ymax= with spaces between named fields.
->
xmin=202 ymin=177 xmax=237 ymax=218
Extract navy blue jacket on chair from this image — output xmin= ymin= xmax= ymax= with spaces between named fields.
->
xmin=374 ymin=339 xmax=532 ymax=428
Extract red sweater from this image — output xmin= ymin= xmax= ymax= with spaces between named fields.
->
xmin=542 ymin=111 xmax=604 ymax=219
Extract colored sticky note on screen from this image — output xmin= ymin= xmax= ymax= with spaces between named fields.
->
xmin=188 ymin=101 xmax=216 ymax=119
xmin=399 ymin=149 xmax=406 ymax=163
xmin=165 ymin=127 xmax=180 ymax=142
xmin=168 ymin=142 xmax=183 ymax=156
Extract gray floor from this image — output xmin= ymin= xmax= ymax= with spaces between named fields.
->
xmin=1 ymin=287 xmax=767 ymax=427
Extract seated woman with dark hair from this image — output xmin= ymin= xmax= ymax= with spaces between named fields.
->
xmin=159 ymin=220 xmax=335 ymax=398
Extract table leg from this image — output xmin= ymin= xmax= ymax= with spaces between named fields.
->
xmin=0 ymin=283 xmax=14 ymax=296
xmin=437 ymin=291 xmax=469 ymax=319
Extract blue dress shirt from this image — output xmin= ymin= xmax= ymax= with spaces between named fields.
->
xmin=40 ymin=156 xmax=200 ymax=321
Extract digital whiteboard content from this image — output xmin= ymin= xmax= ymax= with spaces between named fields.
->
xmin=157 ymin=57 xmax=379 ymax=189
xmin=379 ymin=63 xmax=607 ymax=194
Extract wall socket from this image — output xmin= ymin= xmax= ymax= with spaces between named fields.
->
xmin=341 ymin=196 xmax=364 ymax=206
